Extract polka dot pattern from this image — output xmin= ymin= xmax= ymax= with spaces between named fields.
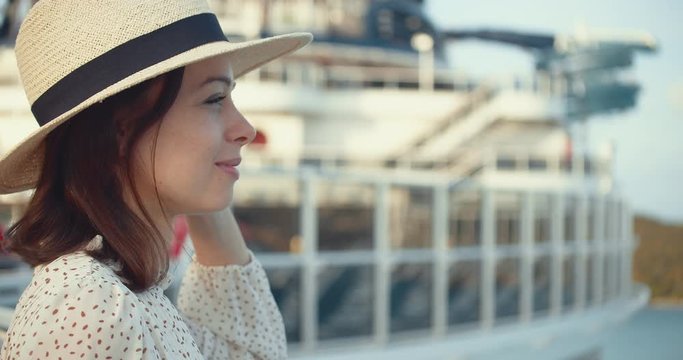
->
xmin=177 ymin=255 xmax=288 ymax=359
xmin=0 ymin=238 xmax=288 ymax=359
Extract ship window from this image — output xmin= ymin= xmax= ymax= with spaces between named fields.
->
xmin=397 ymin=80 xmax=419 ymax=89
xmin=586 ymin=197 xmax=596 ymax=242
xmin=450 ymin=191 xmax=482 ymax=247
xmin=496 ymin=156 xmax=516 ymax=170
xmin=390 ymin=186 xmax=433 ymax=249
xmin=264 ymin=267 xmax=302 ymax=343
xmin=390 ymin=263 xmax=433 ymax=333
xmin=604 ymin=254 xmax=617 ymax=302
xmin=495 ymin=192 xmax=521 ymax=245
xmin=563 ymin=255 xmax=576 ymax=311
xmin=233 ymin=195 xmax=301 ymax=253
xmin=528 ymin=157 xmax=547 ymax=170
xmin=533 ymin=257 xmax=551 ymax=314
xmin=317 ymin=265 xmax=374 ymax=340
xmin=300 ymin=157 xmax=322 ymax=168
xmin=496 ymin=216 xmax=520 ymax=245
xmin=448 ymin=261 xmax=481 ymax=326
xmin=495 ymin=259 xmax=521 ymax=320
xmin=586 ymin=257 xmax=595 ymax=303
xmin=392 ymin=10 xmax=425 ymax=47
xmin=534 ymin=194 xmax=552 ymax=243
xmin=378 ymin=9 xmax=394 ymax=39
xmin=316 ymin=181 xmax=375 ymax=251
xmin=600 ymin=254 xmax=609 ymax=303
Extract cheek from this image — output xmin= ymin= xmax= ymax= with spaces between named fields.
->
xmin=154 ymin=117 xmax=222 ymax=184
xmin=164 ymin=108 xmax=223 ymax=149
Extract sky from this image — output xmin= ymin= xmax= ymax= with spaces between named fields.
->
xmin=425 ymin=0 xmax=683 ymax=224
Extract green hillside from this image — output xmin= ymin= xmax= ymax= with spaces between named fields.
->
xmin=633 ymin=215 xmax=683 ymax=304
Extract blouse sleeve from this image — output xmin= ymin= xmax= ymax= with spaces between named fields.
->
xmin=176 ymin=251 xmax=287 ymax=360
xmin=6 ymin=275 xmax=157 ymax=359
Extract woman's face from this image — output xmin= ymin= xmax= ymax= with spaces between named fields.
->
xmin=132 ymin=55 xmax=255 ymax=218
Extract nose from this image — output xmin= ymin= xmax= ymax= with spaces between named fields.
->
xmin=226 ymin=109 xmax=256 ymax=146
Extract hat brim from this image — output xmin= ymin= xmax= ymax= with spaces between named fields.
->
xmin=0 ymin=32 xmax=312 ymax=194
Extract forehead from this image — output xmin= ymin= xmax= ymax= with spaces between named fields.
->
xmin=182 ymin=54 xmax=234 ymax=86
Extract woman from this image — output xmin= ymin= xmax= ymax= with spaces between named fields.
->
xmin=0 ymin=0 xmax=311 ymax=358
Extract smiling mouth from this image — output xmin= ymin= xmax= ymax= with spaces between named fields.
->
xmin=215 ymin=158 xmax=241 ymax=179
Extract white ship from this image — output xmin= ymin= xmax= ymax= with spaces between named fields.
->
xmin=0 ymin=1 xmax=657 ymax=359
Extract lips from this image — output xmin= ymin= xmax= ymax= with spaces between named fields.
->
xmin=215 ymin=158 xmax=241 ymax=178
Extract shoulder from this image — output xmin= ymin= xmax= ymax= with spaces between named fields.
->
xmin=4 ymin=253 xmax=151 ymax=358
xmin=30 ymin=251 xmax=127 ymax=297
xmin=12 ymin=251 xmax=143 ymax=330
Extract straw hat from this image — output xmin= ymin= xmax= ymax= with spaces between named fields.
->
xmin=0 ymin=0 xmax=312 ymax=194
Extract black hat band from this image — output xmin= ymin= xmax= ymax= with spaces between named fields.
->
xmin=31 ymin=12 xmax=228 ymax=126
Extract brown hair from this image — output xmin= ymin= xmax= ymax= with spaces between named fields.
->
xmin=5 ymin=67 xmax=185 ymax=292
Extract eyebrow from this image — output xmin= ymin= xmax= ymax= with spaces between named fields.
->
xmin=200 ymin=76 xmax=235 ymax=89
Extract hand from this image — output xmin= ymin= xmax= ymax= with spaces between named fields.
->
xmin=185 ymin=207 xmax=251 ymax=266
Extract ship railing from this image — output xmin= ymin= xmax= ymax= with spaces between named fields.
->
xmin=417 ymin=146 xmax=611 ymax=178
xmin=248 ymin=62 xmax=567 ymax=97
xmin=0 ymin=165 xmax=643 ymax=351
xmin=229 ymin=166 xmax=639 ymax=355
xmin=243 ymin=147 xmax=612 ymax=179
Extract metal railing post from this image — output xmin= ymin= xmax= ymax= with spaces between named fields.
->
xmin=550 ymin=192 xmax=565 ymax=316
xmin=592 ymin=196 xmax=606 ymax=305
xmin=300 ymin=168 xmax=319 ymax=351
xmin=373 ymin=182 xmax=391 ymax=345
xmin=575 ymin=194 xmax=588 ymax=311
xmin=432 ymin=184 xmax=449 ymax=337
xmin=480 ymin=188 xmax=496 ymax=329
xmin=520 ymin=191 xmax=534 ymax=322
xmin=610 ymin=199 xmax=621 ymax=300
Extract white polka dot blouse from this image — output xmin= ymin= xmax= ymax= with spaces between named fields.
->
xmin=0 ymin=236 xmax=288 ymax=359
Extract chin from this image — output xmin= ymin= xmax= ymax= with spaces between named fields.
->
xmin=201 ymin=192 xmax=234 ymax=212
xmin=172 ymin=188 xmax=234 ymax=214
xmin=183 ymin=201 xmax=231 ymax=216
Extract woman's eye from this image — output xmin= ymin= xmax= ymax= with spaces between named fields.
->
xmin=205 ymin=95 xmax=226 ymax=105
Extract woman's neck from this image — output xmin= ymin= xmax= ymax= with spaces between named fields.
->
xmin=122 ymin=186 xmax=175 ymax=246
